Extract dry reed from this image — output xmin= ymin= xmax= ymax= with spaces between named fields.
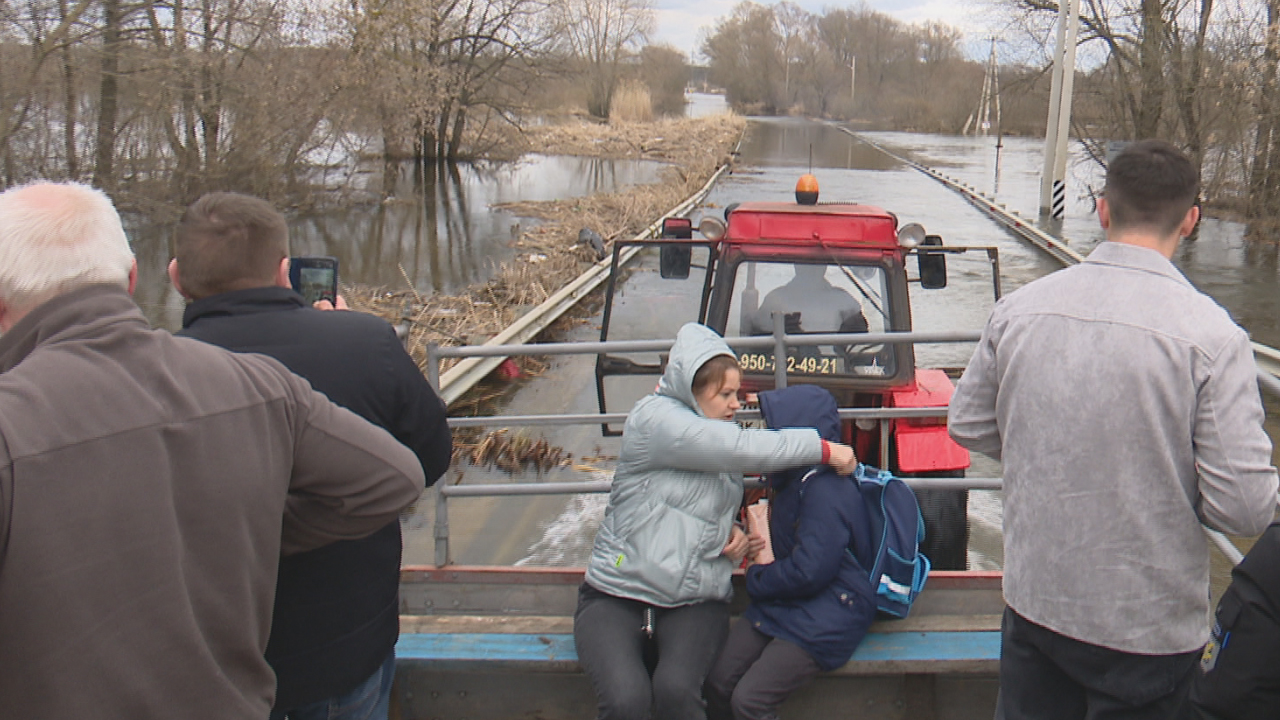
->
xmin=610 ymin=82 xmax=654 ymax=123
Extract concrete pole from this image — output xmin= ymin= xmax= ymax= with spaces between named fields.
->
xmin=850 ymin=56 xmax=856 ymax=110
xmin=1040 ymin=0 xmax=1080 ymax=218
xmin=1051 ymin=0 xmax=1082 ymax=219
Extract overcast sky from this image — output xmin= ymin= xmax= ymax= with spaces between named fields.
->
xmin=654 ymin=0 xmax=995 ymax=63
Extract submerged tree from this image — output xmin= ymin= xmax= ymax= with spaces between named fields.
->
xmin=342 ymin=0 xmax=555 ymax=161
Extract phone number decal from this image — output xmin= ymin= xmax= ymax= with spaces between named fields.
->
xmin=739 ymin=353 xmax=840 ymax=375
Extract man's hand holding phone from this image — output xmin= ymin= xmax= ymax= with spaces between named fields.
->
xmin=313 ymin=295 xmax=349 ymax=311
xmin=288 ymin=256 xmax=339 ymax=306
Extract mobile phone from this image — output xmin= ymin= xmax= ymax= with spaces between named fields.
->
xmin=288 ymin=256 xmax=339 ymax=306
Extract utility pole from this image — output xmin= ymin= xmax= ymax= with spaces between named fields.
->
xmin=976 ymin=40 xmax=1000 ymax=136
xmin=1040 ymin=0 xmax=1081 ymax=219
xmin=850 ymin=56 xmax=856 ymax=110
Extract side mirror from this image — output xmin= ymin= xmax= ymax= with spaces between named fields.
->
xmin=660 ymin=246 xmax=692 ymax=279
xmin=659 ymin=218 xmax=693 ymax=279
xmin=919 ymin=235 xmax=947 ymax=289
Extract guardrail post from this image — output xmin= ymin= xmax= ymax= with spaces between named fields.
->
xmin=426 ymin=342 xmax=440 ymax=393
xmin=772 ymin=313 xmax=788 ymax=389
xmin=986 ymin=249 xmax=1003 ymax=301
xmin=434 ymin=489 xmax=450 ymax=567
xmin=879 ymin=419 xmax=891 ymax=469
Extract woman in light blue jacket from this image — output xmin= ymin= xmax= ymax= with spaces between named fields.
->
xmin=574 ymin=322 xmax=857 ymax=720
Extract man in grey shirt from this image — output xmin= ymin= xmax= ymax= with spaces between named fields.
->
xmin=948 ymin=140 xmax=1278 ymax=719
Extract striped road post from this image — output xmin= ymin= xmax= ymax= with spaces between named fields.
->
xmin=1052 ymin=179 xmax=1066 ymax=220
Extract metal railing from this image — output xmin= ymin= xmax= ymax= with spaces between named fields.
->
xmin=428 ymin=326 xmax=1280 ymax=568
xmin=431 ymin=325 xmax=970 ymax=566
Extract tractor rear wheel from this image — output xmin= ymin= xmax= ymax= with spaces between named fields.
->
xmin=903 ymin=472 xmax=969 ymax=571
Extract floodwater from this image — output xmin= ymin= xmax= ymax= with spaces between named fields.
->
xmin=863 ymin=130 xmax=1280 ymax=349
xmin=425 ymin=116 xmax=1280 ymax=578
xmin=685 ymin=92 xmax=731 ymax=118
xmin=129 ymin=154 xmax=668 ymax=330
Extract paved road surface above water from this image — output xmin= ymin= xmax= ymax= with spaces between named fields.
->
xmin=406 ymin=118 xmax=1280 ymax=584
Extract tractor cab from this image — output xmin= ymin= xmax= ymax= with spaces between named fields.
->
xmin=694 ymin=202 xmax=927 ymax=392
xmin=593 ymin=178 xmax=1001 ymax=569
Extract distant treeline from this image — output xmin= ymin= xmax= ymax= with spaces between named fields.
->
xmin=4 ymin=0 xmax=1280 ymax=219
xmin=700 ymin=2 xmax=1051 ymax=138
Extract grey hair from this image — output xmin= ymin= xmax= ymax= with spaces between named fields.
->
xmin=0 ymin=181 xmax=134 ymax=311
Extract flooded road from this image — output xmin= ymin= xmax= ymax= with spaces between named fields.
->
xmin=418 ymin=118 xmax=1030 ymax=568
xmin=424 ymin=116 xmax=1280 ymax=577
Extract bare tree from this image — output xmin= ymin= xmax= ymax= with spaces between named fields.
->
xmin=704 ymin=2 xmax=782 ymax=113
xmin=342 ymin=0 xmax=552 ymax=161
xmin=549 ymin=0 xmax=654 ymax=118
xmin=704 ymin=2 xmax=976 ymax=128
xmin=774 ymin=1 xmax=807 ymax=108
xmin=0 ymin=0 xmax=94 ymax=185
xmin=91 ymin=0 xmax=123 ymax=189
xmin=1249 ymin=0 xmax=1280 ymax=217
xmin=638 ymin=44 xmax=689 ymax=116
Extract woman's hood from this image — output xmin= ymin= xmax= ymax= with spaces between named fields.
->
xmin=655 ymin=323 xmax=736 ymax=415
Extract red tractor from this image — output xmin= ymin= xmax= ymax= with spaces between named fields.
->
xmin=594 ymin=177 xmax=1002 ymax=569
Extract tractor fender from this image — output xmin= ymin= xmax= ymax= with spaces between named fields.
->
xmin=887 ymin=368 xmax=970 ymax=474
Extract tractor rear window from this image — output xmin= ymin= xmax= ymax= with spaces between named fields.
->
xmin=726 ymin=261 xmax=894 ymax=378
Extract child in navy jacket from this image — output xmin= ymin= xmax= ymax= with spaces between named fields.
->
xmin=706 ymin=385 xmax=878 ymax=720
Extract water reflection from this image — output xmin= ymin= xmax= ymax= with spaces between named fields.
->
xmin=738 ymin=117 xmax=899 ymax=171
xmin=292 ymin=155 xmax=665 ymax=297
xmin=128 ymin=154 xmax=666 ymax=329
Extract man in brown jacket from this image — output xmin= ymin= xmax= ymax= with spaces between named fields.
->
xmin=0 ymin=181 xmax=427 ymax=718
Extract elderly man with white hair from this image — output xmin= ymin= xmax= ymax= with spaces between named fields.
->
xmin=0 ymin=181 xmax=427 ymax=718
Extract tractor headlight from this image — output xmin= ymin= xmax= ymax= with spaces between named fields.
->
xmin=699 ymin=216 xmax=727 ymax=241
xmin=897 ymin=223 xmax=926 ymax=249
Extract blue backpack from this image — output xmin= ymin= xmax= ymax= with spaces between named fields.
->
xmin=848 ymin=463 xmax=930 ymax=618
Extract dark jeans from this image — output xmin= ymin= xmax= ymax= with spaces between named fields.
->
xmin=705 ymin=619 xmax=821 ymax=720
xmin=996 ymin=607 xmax=1198 ymax=720
xmin=269 ymin=649 xmax=395 ymax=720
xmin=573 ymin=582 xmax=730 ymax=720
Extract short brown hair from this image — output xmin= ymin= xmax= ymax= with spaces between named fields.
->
xmin=173 ymin=192 xmax=288 ymax=299
xmin=692 ymin=354 xmax=740 ymax=396
xmin=1104 ymin=140 xmax=1200 ymax=236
